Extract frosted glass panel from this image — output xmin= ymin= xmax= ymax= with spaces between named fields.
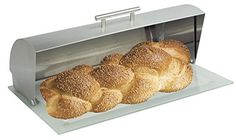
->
xmin=9 ymin=64 xmax=233 ymax=134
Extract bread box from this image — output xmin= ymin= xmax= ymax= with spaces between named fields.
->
xmin=9 ymin=4 xmax=232 ymax=134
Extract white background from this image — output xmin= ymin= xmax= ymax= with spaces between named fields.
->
xmin=0 ymin=0 xmax=235 ymax=139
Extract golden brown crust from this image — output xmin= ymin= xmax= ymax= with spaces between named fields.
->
xmin=155 ymin=40 xmax=191 ymax=63
xmin=40 ymin=64 xmax=124 ymax=119
xmin=72 ymin=64 xmax=94 ymax=74
xmin=124 ymin=40 xmax=192 ymax=93
xmin=101 ymin=53 xmax=123 ymax=65
xmin=40 ymin=39 xmax=193 ymax=119
xmin=131 ymin=41 xmax=155 ymax=49
xmin=160 ymin=64 xmax=193 ymax=92
xmin=40 ymin=87 xmax=58 ymax=102
xmin=132 ymin=40 xmax=190 ymax=64
xmin=47 ymin=94 xmax=92 ymax=119
xmin=92 ymin=88 xmax=123 ymax=112
xmin=122 ymin=72 xmax=159 ymax=104
xmin=40 ymin=76 xmax=92 ymax=119
xmin=55 ymin=69 xmax=100 ymax=101
xmin=91 ymin=64 xmax=134 ymax=89
xmin=132 ymin=66 xmax=159 ymax=76
xmin=40 ymin=76 xmax=64 ymax=102
xmin=120 ymin=44 xmax=172 ymax=73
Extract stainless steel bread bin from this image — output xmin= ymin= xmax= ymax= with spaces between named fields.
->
xmin=9 ymin=4 xmax=232 ymax=134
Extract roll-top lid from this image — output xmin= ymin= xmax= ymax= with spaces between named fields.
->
xmin=21 ymin=4 xmax=204 ymax=53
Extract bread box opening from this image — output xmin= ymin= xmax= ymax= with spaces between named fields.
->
xmin=9 ymin=5 xmax=232 ymax=134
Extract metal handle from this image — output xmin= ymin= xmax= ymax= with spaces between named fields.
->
xmin=95 ymin=6 xmax=140 ymax=32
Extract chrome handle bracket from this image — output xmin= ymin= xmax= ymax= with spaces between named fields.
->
xmin=95 ymin=6 xmax=140 ymax=32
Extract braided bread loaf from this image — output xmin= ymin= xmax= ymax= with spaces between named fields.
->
xmin=40 ymin=65 xmax=126 ymax=119
xmin=40 ymin=40 xmax=192 ymax=119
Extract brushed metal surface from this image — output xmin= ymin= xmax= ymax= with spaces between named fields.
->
xmin=10 ymin=39 xmax=36 ymax=104
xmin=24 ymin=4 xmax=204 ymax=53
xmin=9 ymin=4 xmax=205 ymax=105
xmin=36 ymin=28 xmax=146 ymax=79
xmin=36 ymin=15 xmax=204 ymax=80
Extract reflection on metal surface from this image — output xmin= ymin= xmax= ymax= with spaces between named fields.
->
xmin=36 ymin=15 xmax=204 ymax=80
xmin=36 ymin=28 xmax=146 ymax=80
xmin=10 ymin=4 xmax=206 ymax=108
xmin=145 ymin=15 xmax=204 ymax=62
